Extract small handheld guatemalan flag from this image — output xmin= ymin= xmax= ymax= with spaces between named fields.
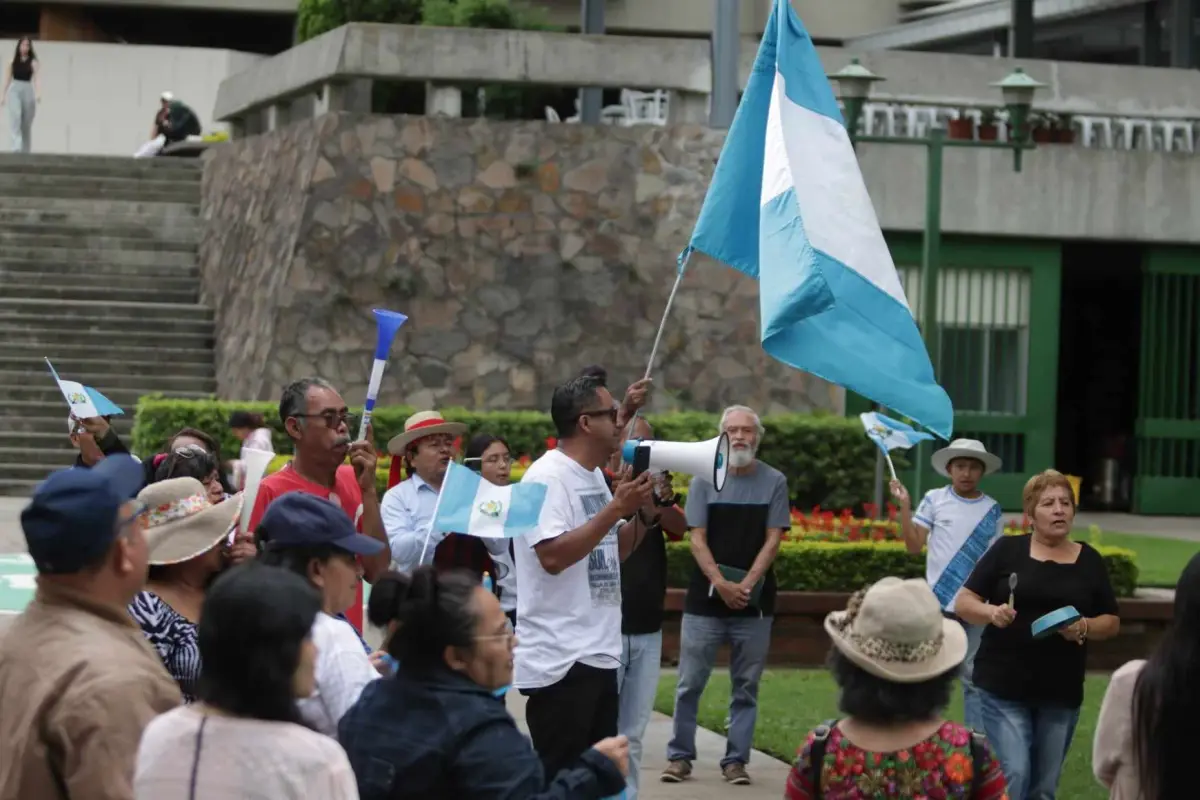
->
xmin=430 ymin=462 xmax=547 ymax=539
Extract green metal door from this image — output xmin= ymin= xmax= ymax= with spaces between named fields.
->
xmin=1134 ymin=249 xmax=1200 ymax=515
xmin=850 ymin=236 xmax=1062 ymax=512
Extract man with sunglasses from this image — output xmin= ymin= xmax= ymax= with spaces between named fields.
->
xmin=0 ymin=454 xmax=181 ymax=800
xmin=68 ymin=414 xmax=131 ymax=469
xmin=246 ymin=377 xmax=392 ymax=631
xmin=512 ymin=373 xmax=656 ymax=782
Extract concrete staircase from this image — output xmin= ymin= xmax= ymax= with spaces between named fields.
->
xmin=0 ymin=154 xmax=215 ymax=496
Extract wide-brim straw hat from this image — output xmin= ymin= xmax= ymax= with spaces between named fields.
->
xmin=931 ymin=438 xmax=1002 ymax=478
xmin=138 ymin=477 xmax=243 ymax=565
xmin=387 ymin=410 xmax=467 ymax=456
xmin=824 ymin=577 xmax=967 ymax=684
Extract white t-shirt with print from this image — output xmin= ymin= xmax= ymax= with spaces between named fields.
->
xmin=914 ymin=485 xmax=1003 ymax=612
xmin=512 ymin=448 xmax=622 ymax=690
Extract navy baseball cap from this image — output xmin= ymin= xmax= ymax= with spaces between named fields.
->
xmin=21 ymin=454 xmax=146 ymax=574
xmin=259 ymin=493 xmax=385 ymax=556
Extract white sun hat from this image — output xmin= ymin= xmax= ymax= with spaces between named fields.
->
xmin=931 ymin=438 xmax=1001 ymax=477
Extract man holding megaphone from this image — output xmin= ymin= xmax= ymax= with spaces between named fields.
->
xmin=662 ymin=405 xmax=790 ymax=788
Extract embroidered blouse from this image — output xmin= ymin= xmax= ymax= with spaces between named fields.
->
xmin=785 ymin=721 xmax=1010 ymax=799
xmin=128 ymin=591 xmax=201 ymax=703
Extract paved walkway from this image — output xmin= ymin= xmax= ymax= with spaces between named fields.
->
xmin=1074 ymin=512 xmax=1200 ymax=542
xmin=505 ymin=690 xmax=792 ymax=799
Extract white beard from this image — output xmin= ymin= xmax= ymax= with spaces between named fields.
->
xmin=729 ymin=446 xmax=756 ymax=468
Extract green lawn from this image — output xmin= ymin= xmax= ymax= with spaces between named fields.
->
xmin=655 ymin=670 xmax=1112 ymax=800
xmin=1086 ymin=531 xmax=1196 ymax=587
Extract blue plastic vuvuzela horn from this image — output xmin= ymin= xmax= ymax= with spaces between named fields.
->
xmin=358 ymin=308 xmax=408 ymax=441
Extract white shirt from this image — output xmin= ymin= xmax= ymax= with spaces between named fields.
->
xmin=135 ymin=706 xmax=359 ymax=799
xmin=241 ymin=428 xmax=274 ymax=459
xmin=492 ymin=543 xmax=518 ymax=614
xmin=380 ymin=474 xmax=442 ymax=571
xmin=297 ymin=613 xmax=379 ymax=736
xmin=513 ymin=449 xmax=622 ymax=689
xmin=914 ymin=486 xmax=1003 ymax=612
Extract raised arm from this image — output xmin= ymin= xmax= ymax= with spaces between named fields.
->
xmin=890 ymin=480 xmax=930 ymax=554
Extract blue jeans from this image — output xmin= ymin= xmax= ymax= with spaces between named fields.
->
xmin=961 ymin=622 xmax=984 ymax=732
xmin=978 ymin=688 xmax=1080 ymax=800
xmin=666 ymin=614 xmax=772 ymax=769
xmin=616 ymin=631 xmax=662 ymax=800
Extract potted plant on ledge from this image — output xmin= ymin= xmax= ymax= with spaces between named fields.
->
xmin=978 ymin=108 xmax=1001 ymax=141
xmin=947 ymin=110 xmax=975 ymax=140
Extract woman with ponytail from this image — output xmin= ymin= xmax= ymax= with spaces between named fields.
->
xmin=338 ymin=567 xmax=629 ymax=799
xmin=1093 ymin=551 xmax=1200 ymax=799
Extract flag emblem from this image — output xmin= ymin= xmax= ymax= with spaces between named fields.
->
xmin=477 ymin=500 xmax=503 ymax=518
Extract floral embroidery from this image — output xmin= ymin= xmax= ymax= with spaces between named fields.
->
xmin=785 ymin=722 xmax=1010 ymax=800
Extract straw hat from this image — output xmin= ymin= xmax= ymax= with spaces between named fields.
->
xmin=824 ymin=577 xmax=967 ymax=683
xmin=931 ymin=438 xmax=1001 ymax=477
xmin=138 ymin=478 xmax=243 ymax=566
xmin=387 ymin=410 xmax=467 ymax=456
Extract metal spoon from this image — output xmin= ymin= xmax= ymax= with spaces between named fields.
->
xmin=1008 ymin=573 xmax=1018 ymax=608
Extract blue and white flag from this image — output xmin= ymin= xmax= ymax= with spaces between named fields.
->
xmin=682 ymin=0 xmax=953 ymax=439
xmin=46 ymin=359 xmax=124 ymax=419
xmin=860 ymin=411 xmax=934 ymax=453
xmin=431 ymin=462 xmax=547 ymax=539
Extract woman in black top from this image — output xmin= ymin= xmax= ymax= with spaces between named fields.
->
xmin=955 ymin=469 xmax=1120 ymax=800
xmin=2 ymin=37 xmax=39 ymax=153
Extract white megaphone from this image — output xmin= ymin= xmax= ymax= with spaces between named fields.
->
xmin=238 ymin=448 xmax=274 ymax=537
xmin=621 ymin=433 xmax=730 ymax=492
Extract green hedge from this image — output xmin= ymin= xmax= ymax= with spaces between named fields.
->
xmin=133 ymin=399 xmax=909 ymax=511
xmin=665 ymin=541 xmax=1140 ymax=597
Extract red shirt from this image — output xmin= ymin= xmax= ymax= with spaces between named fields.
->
xmin=248 ymin=464 xmax=368 ymax=631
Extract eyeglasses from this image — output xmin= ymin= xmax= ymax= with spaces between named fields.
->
xmin=118 ymin=501 xmax=148 ymax=534
xmin=293 ymin=411 xmax=358 ymax=430
xmin=475 ymin=617 xmax=516 ymax=645
xmin=578 ymin=407 xmax=619 ymax=425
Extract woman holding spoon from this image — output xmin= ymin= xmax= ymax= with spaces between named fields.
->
xmin=954 ymin=470 xmax=1120 ymax=800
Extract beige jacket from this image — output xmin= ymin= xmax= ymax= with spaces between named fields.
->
xmin=0 ymin=581 xmax=182 ymax=800
xmin=1093 ymin=659 xmax=1145 ymax=800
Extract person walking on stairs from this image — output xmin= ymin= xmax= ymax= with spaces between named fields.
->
xmin=2 ymin=38 xmax=40 ymax=153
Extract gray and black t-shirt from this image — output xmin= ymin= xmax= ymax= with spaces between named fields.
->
xmin=683 ymin=461 xmax=790 ymax=617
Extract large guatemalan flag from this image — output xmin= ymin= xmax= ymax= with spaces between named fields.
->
xmin=431 ymin=462 xmax=547 ymax=539
xmin=681 ymin=0 xmax=954 ymax=439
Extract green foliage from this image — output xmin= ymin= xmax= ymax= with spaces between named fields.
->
xmin=134 ymin=399 xmax=902 ymax=511
xmin=665 ymin=541 xmax=1140 ymax=597
xmin=296 ymin=0 xmax=423 ymax=42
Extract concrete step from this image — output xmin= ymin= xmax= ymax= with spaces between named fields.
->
xmin=0 ymin=196 xmax=199 ymax=219
xmin=0 ymin=218 xmax=201 ymax=240
xmin=0 ymin=258 xmax=199 ymax=281
xmin=0 ymin=383 xmax=213 ymax=405
xmin=0 ymin=299 xmax=211 ymax=322
xmin=0 ymin=405 xmax=136 ymax=434
xmin=0 ymin=156 xmax=202 ymax=180
xmin=0 ymin=231 xmax=197 ymax=252
xmin=1 ymin=283 xmax=197 ymax=304
xmin=0 ymin=343 xmax=211 ymax=365
xmin=0 ymin=325 xmax=212 ymax=349
xmin=0 ymin=246 xmax=196 ymax=268
xmin=0 ymin=438 xmax=87 ymax=464
xmin=0 ymin=463 xmax=76 ymax=484
xmin=0 ymin=356 xmax=213 ymax=379
xmin=0 ymin=175 xmax=200 ymax=202
xmin=0 ymin=478 xmax=48 ymax=497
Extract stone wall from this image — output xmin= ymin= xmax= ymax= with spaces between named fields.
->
xmin=200 ymin=113 xmax=841 ymax=414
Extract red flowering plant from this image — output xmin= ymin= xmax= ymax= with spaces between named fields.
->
xmin=786 ymin=506 xmax=1025 ymax=543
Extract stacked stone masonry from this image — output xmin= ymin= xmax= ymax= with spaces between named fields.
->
xmin=200 ymin=113 xmax=841 ymax=414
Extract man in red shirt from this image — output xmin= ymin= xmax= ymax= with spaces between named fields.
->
xmin=246 ymin=377 xmax=391 ymax=631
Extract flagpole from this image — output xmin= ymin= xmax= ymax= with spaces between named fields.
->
xmin=627 ymin=254 xmax=690 ymax=437
xmin=417 ymin=469 xmax=452 ymax=566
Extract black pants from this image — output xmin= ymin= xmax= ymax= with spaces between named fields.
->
xmin=522 ymin=662 xmax=618 ymax=780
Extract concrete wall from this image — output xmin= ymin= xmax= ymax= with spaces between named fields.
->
xmin=0 ymin=40 xmax=262 ymax=155
xmin=10 ymin=0 xmax=295 ymax=13
xmin=539 ymin=0 xmax=901 ymax=41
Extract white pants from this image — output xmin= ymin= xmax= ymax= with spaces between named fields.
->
xmin=6 ymin=81 xmax=34 ymax=153
xmin=134 ymin=134 xmax=166 ymax=159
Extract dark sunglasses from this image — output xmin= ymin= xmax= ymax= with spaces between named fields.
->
xmin=578 ymin=407 xmax=619 ymax=425
xmin=293 ymin=410 xmax=358 ymax=430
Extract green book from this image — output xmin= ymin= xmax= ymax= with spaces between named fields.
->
xmin=711 ymin=565 xmax=765 ymax=607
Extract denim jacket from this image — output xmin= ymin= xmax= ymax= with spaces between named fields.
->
xmin=338 ymin=666 xmax=625 ymax=800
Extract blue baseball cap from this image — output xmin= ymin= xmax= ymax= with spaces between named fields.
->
xmin=21 ymin=455 xmax=146 ymax=574
xmin=259 ymin=493 xmax=386 ymax=556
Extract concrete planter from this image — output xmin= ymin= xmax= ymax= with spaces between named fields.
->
xmin=659 ymin=589 xmax=1171 ymax=671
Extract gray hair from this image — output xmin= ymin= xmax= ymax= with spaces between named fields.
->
xmin=719 ymin=405 xmax=765 ymax=437
xmin=278 ymin=377 xmax=337 ymax=427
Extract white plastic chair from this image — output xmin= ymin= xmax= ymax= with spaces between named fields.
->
xmin=1075 ymin=116 xmax=1113 ymax=149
